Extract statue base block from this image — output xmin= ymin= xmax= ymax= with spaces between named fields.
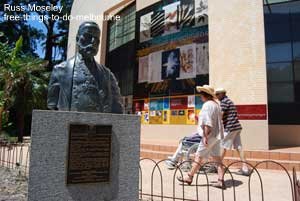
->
xmin=28 ymin=110 xmax=140 ymax=201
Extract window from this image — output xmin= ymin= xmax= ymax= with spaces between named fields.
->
xmin=264 ymin=0 xmax=300 ymax=124
xmin=267 ymin=62 xmax=293 ymax=82
xmin=294 ymin=61 xmax=300 ymax=81
xmin=295 ymin=82 xmax=300 ymax=102
xmin=268 ymin=83 xmax=294 ymax=102
xmin=264 ymin=0 xmax=291 ymax=4
xmin=108 ymin=5 xmax=136 ymax=52
xmin=292 ymin=14 xmax=300 ymax=41
xmin=264 ymin=12 xmax=291 ymax=43
xmin=293 ymin=42 xmax=300 ymax=61
xmin=266 ymin=43 xmax=292 ymax=62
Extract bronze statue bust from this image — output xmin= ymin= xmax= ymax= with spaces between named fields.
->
xmin=47 ymin=21 xmax=123 ymax=113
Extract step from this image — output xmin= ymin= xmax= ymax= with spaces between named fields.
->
xmin=140 ymin=142 xmax=300 ymax=172
xmin=140 ymin=149 xmax=300 ymax=171
xmin=141 ymin=143 xmax=300 ymax=161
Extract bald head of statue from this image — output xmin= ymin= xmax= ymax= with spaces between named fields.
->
xmin=76 ymin=21 xmax=101 ymax=58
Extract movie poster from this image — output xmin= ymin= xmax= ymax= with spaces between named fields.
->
xmin=163 ymin=98 xmax=170 ymax=109
xmin=150 ymin=111 xmax=156 ymax=117
xmin=162 ymin=49 xmax=180 ymax=79
xmin=163 ymin=110 xmax=170 ymax=124
xmin=195 ymin=0 xmax=208 ymax=27
xmin=150 ymin=99 xmax=164 ymax=111
xmin=195 ymin=95 xmax=204 ymax=109
xmin=171 ymin=110 xmax=178 ymax=116
xmin=134 ymin=100 xmax=144 ymax=113
xmin=178 ymin=0 xmax=195 ymax=29
xmin=163 ymin=1 xmax=180 ymax=35
xmin=178 ymin=110 xmax=185 ymax=116
xmin=188 ymin=95 xmax=195 ymax=108
xmin=143 ymin=111 xmax=149 ymax=124
xmin=148 ymin=51 xmax=163 ymax=83
xmin=151 ymin=11 xmax=165 ymax=37
xmin=178 ymin=44 xmax=196 ymax=79
xmin=187 ymin=109 xmax=196 ymax=124
xmin=140 ymin=12 xmax=153 ymax=42
xmin=144 ymin=99 xmax=149 ymax=111
xmin=196 ymin=43 xmax=209 ymax=75
xmin=138 ymin=56 xmax=149 ymax=83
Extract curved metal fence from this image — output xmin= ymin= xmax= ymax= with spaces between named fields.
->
xmin=0 ymin=143 xmax=299 ymax=201
xmin=140 ymin=158 xmax=298 ymax=201
xmin=0 ymin=142 xmax=30 ymax=176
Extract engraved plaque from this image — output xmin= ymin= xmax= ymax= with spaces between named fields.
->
xmin=67 ymin=124 xmax=112 ymax=184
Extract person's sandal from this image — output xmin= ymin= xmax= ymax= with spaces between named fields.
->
xmin=177 ymin=174 xmax=193 ymax=185
xmin=212 ymin=179 xmax=226 ymax=189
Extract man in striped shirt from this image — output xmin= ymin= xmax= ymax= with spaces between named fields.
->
xmin=215 ymin=88 xmax=250 ymax=176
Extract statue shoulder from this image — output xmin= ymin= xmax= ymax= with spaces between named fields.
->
xmin=97 ymin=63 xmax=114 ymax=77
xmin=53 ymin=61 xmax=67 ymax=71
xmin=54 ymin=57 xmax=75 ymax=70
xmin=52 ymin=57 xmax=75 ymax=76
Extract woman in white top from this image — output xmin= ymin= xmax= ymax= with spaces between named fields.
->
xmin=177 ymin=85 xmax=225 ymax=189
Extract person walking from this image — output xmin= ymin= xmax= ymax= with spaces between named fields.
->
xmin=177 ymin=85 xmax=225 ymax=189
xmin=215 ymin=88 xmax=250 ymax=176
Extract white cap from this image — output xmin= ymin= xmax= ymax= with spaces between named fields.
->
xmin=215 ymin=88 xmax=227 ymax=94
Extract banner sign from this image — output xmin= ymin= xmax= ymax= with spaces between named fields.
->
xmin=137 ymin=0 xmax=208 ymax=50
xmin=133 ymin=100 xmax=144 ymax=112
xmin=163 ymin=98 xmax=170 ymax=109
xmin=170 ymin=97 xmax=188 ymax=109
xmin=195 ymin=96 xmax=204 ymax=109
xmin=236 ymin=105 xmax=267 ymax=120
xmin=150 ymin=99 xmax=164 ymax=110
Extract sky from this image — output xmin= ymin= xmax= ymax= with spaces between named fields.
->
xmin=28 ymin=13 xmax=47 ymax=58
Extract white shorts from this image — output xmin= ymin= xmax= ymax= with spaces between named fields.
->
xmin=197 ymin=136 xmax=221 ymax=158
xmin=222 ymin=129 xmax=242 ymax=150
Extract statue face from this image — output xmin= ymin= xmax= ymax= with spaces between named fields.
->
xmin=77 ymin=27 xmax=100 ymax=58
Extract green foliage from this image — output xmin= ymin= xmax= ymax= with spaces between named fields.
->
xmin=0 ymin=0 xmax=74 ymax=67
xmin=0 ymin=0 xmax=44 ymax=56
xmin=1 ymin=110 xmax=12 ymax=130
xmin=0 ymin=36 xmax=49 ymax=136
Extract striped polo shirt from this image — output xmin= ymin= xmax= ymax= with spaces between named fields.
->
xmin=220 ymin=96 xmax=242 ymax=132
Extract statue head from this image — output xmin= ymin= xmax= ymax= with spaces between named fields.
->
xmin=76 ymin=21 xmax=101 ymax=58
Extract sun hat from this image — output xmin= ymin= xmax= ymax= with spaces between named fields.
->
xmin=215 ymin=88 xmax=227 ymax=94
xmin=196 ymin=85 xmax=217 ymax=99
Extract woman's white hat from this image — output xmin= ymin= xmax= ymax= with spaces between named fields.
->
xmin=196 ymin=85 xmax=217 ymax=99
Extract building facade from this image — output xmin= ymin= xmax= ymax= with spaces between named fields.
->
xmin=68 ymin=0 xmax=300 ymax=150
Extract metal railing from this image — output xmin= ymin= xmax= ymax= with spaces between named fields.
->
xmin=140 ymin=158 xmax=298 ymax=201
xmin=0 ymin=142 xmax=30 ymax=176
xmin=0 ymin=143 xmax=299 ymax=201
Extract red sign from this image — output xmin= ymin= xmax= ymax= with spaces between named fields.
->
xmin=236 ymin=105 xmax=267 ymax=120
xmin=133 ymin=100 xmax=144 ymax=112
xmin=170 ymin=97 xmax=188 ymax=110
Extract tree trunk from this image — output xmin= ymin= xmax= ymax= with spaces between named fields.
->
xmin=17 ymin=110 xmax=24 ymax=143
xmin=16 ymin=83 xmax=26 ymax=143
xmin=45 ymin=21 xmax=54 ymax=70
xmin=0 ymin=107 xmax=3 ymax=134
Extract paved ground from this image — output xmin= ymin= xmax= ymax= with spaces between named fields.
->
xmin=0 ymin=142 xmax=298 ymax=201
xmin=0 ymin=167 xmax=27 ymax=201
xmin=0 ymin=161 xmax=296 ymax=201
xmin=140 ymin=159 xmax=296 ymax=201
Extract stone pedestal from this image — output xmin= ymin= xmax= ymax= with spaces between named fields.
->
xmin=28 ymin=110 xmax=140 ymax=201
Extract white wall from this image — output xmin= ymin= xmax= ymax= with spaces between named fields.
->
xmin=136 ymin=0 xmax=159 ymax=11
xmin=208 ymin=0 xmax=269 ymax=149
